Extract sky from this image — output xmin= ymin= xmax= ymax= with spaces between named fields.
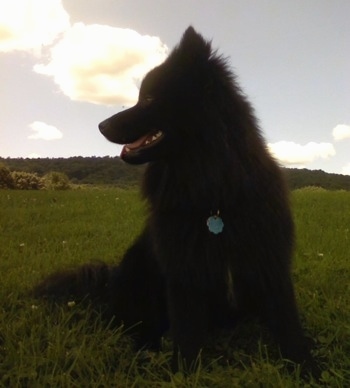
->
xmin=1 ymin=0 xmax=349 ymax=175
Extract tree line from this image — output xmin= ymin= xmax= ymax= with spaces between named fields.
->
xmin=0 ymin=156 xmax=144 ymax=187
xmin=1 ymin=157 xmax=350 ymax=190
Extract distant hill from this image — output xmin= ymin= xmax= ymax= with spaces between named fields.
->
xmin=0 ymin=156 xmax=144 ymax=186
xmin=285 ymin=168 xmax=350 ymax=191
xmin=1 ymin=157 xmax=350 ymax=190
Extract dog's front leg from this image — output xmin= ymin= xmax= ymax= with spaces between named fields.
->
xmin=166 ymin=279 xmax=209 ymax=372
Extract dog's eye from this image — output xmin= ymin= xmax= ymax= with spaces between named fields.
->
xmin=143 ymin=95 xmax=154 ymax=104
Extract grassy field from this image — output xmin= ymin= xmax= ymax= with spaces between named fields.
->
xmin=0 ymin=187 xmax=349 ymax=387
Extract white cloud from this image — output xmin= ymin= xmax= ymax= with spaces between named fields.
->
xmin=268 ymin=141 xmax=336 ymax=166
xmin=0 ymin=1 xmax=168 ymax=105
xmin=34 ymin=23 xmax=168 ymax=105
xmin=0 ymin=0 xmax=69 ymax=54
xmin=332 ymin=124 xmax=350 ymax=141
xmin=28 ymin=121 xmax=63 ymax=140
xmin=342 ymin=163 xmax=350 ymax=176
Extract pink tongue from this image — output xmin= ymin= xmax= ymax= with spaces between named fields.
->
xmin=126 ymin=134 xmax=150 ymax=150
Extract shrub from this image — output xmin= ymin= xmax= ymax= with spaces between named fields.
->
xmin=44 ymin=171 xmax=70 ymax=190
xmin=11 ymin=171 xmax=44 ymax=190
xmin=294 ymin=186 xmax=327 ymax=193
xmin=0 ymin=163 xmax=15 ymax=189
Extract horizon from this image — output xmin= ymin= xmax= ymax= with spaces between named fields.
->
xmin=2 ymin=155 xmax=350 ymax=178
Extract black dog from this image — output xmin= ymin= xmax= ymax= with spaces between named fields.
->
xmin=34 ymin=27 xmax=312 ymax=372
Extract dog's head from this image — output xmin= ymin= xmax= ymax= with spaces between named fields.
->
xmin=99 ymin=27 xmax=215 ymax=164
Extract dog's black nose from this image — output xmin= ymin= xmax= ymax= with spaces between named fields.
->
xmin=98 ymin=119 xmax=109 ymax=135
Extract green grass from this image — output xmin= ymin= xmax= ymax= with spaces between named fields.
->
xmin=0 ymin=188 xmax=349 ymax=387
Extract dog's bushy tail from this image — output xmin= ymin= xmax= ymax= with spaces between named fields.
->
xmin=32 ymin=262 xmax=118 ymax=305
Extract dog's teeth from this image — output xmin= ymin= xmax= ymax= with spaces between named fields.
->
xmin=152 ymin=136 xmax=157 ymax=141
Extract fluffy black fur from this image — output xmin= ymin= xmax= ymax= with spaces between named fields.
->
xmin=34 ymin=27 xmax=312 ymax=371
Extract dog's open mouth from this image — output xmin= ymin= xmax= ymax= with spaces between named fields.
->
xmin=122 ymin=130 xmax=163 ymax=156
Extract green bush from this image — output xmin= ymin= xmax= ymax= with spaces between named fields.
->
xmin=0 ymin=163 xmax=15 ymax=189
xmin=44 ymin=171 xmax=70 ymax=190
xmin=11 ymin=171 xmax=44 ymax=190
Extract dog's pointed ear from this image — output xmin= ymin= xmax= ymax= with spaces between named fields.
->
xmin=179 ymin=26 xmax=212 ymax=61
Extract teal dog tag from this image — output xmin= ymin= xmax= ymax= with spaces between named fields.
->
xmin=207 ymin=214 xmax=224 ymax=234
